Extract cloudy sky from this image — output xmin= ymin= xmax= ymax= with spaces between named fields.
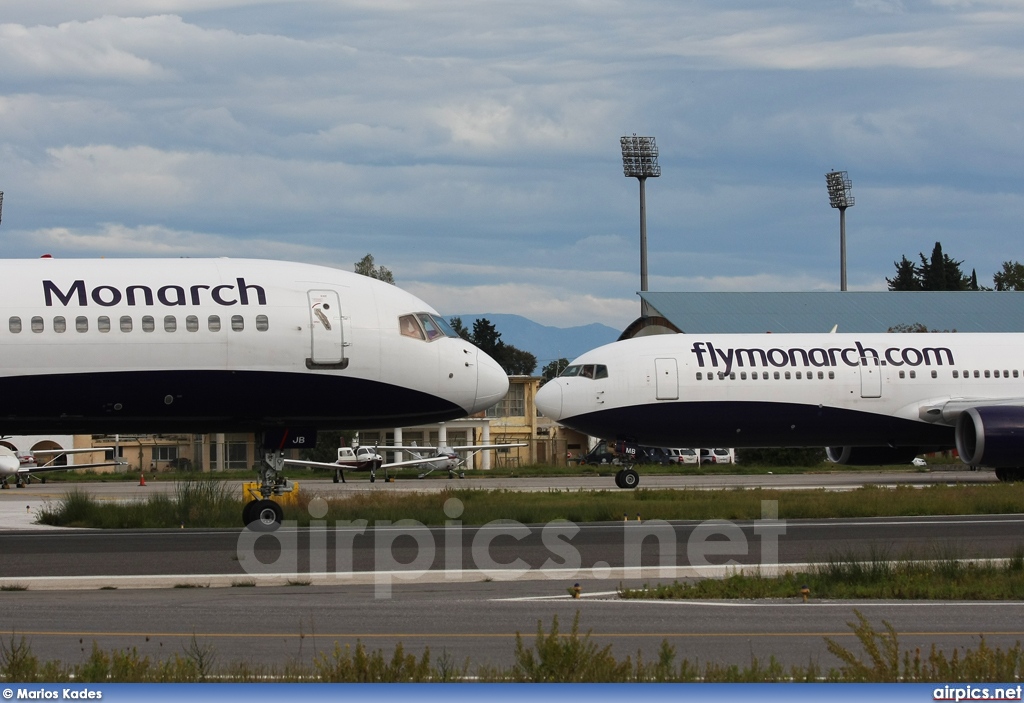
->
xmin=2 ymin=1 xmax=1022 ymax=329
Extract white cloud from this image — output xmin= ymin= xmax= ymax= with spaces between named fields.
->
xmin=2 ymin=1 xmax=1023 ymax=329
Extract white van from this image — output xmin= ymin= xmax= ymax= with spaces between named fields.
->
xmin=666 ymin=448 xmax=698 ymax=465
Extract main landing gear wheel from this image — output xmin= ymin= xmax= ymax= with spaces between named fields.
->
xmin=243 ymin=499 xmax=283 ymax=531
xmin=614 ymin=468 xmax=639 ymax=489
xmin=996 ymin=468 xmax=1024 ymax=482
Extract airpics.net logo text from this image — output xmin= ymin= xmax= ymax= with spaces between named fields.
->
xmin=690 ymin=341 xmax=955 ymax=376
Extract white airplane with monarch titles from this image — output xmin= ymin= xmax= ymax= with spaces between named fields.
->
xmin=0 ymin=256 xmax=509 ymax=524
xmin=536 ymin=332 xmax=1024 ymax=489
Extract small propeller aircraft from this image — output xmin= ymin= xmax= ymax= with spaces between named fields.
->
xmin=0 ymin=445 xmax=125 ymax=488
xmin=282 ymin=440 xmax=527 ymax=482
xmin=282 ymin=444 xmax=445 ymax=483
xmin=393 ymin=441 xmax=528 ymax=479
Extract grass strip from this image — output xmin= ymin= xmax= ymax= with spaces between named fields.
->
xmin=1 ymin=611 xmax=1022 ymax=682
xmin=35 ymin=481 xmax=1024 ymax=529
xmin=621 ymin=549 xmax=1024 ymax=600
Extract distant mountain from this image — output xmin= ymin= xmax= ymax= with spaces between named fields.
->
xmin=448 ymin=313 xmax=621 ymax=369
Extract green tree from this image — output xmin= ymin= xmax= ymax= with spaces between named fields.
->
xmin=993 ymin=261 xmax=1024 ymax=291
xmin=888 ymin=242 xmax=970 ymax=291
xmin=886 ymin=256 xmax=920 ymax=291
xmin=502 ymin=346 xmax=538 ymax=376
xmin=449 ymin=317 xmax=537 ymax=375
xmin=354 ymin=254 xmax=394 ymax=284
xmin=447 ymin=316 xmax=472 ymax=341
xmin=540 ymin=358 xmax=570 ymax=385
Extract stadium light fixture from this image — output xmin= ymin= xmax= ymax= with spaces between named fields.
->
xmin=621 ymin=135 xmax=661 ymax=317
xmin=825 ymin=170 xmax=854 ymax=291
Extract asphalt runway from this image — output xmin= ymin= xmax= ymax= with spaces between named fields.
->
xmin=3 ymin=582 xmax=1024 ymax=672
xmin=1 ymin=471 xmax=1022 ymax=671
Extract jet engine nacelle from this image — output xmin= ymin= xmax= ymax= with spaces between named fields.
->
xmin=955 ymin=406 xmax=1024 ymax=468
xmin=825 ymin=446 xmax=920 ymax=465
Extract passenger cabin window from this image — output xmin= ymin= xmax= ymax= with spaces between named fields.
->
xmin=231 ymin=315 xmax=244 ymax=331
xmin=76 ymin=316 xmax=88 ymax=333
xmin=98 ymin=316 xmax=110 ymax=333
xmin=186 ymin=315 xmax=199 ymax=332
xmin=208 ymin=315 xmax=221 ymax=332
xmin=53 ymin=316 xmax=66 ymax=333
xmin=8 ymin=317 xmax=20 ymax=333
xmin=31 ymin=317 xmax=43 ymax=333
xmin=120 ymin=316 xmax=132 ymax=333
xmin=142 ymin=316 xmax=155 ymax=333
xmin=256 ymin=314 xmax=269 ymax=332
xmin=164 ymin=316 xmax=176 ymax=333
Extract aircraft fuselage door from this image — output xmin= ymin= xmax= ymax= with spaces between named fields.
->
xmin=860 ymin=356 xmax=881 ymax=398
xmin=306 ymin=290 xmax=347 ymax=369
xmin=655 ymin=358 xmax=679 ymax=400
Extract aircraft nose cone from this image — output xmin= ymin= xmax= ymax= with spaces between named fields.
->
xmin=535 ymin=380 xmax=562 ymax=420
xmin=473 ymin=349 xmax=509 ymax=412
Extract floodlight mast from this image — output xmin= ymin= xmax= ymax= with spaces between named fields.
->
xmin=621 ymin=135 xmax=661 ymax=318
xmin=825 ymin=170 xmax=854 ymax=291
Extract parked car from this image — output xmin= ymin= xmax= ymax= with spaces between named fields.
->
xmin=666 ymin=448 xmax=698 ymax=465
xmin=635 ymin=446 xmax=673 ymax=466
xmin=711 ymin=448 xmax=734 ymax=464
xmin=699 ymin=448 xmax=734 ymax=464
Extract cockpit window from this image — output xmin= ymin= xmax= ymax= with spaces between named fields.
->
xmin=400 ymin=312 xmax=462 ymax=342
xmin=559 ymin=364 xmax=608 ymax=379
xmin=432 ymin=315 xmax=461 ymax=339
xmin=417 ymin=313 xmax=444 ymax=341
xmin=399 ymin=314 xmax=425 ymax=340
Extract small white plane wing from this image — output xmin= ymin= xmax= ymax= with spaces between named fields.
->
xmin=383 ymin=442 xmax=528 ymax=452
xmin=23 ymin=447 xmax=126 ymax=473
xmin=281 ymin=456 xmax=443 ymax=471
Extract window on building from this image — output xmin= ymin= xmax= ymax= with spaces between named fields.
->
xmin=486 ymin=383 xmax=526 ymax=417
xmin=154 ymin=446 xmax=178 ymax=462
xmin=226 ymin=441 xmax=248 ymax=470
